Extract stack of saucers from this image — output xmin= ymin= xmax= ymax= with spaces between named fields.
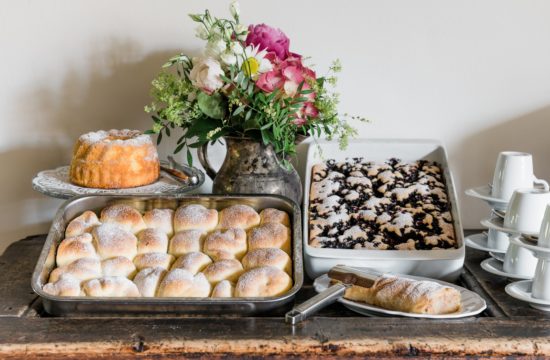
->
xmin=466 ymin=151 xmax=549 ymax=281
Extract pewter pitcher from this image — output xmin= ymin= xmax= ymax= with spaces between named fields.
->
xmin=198 ymin=137 xmax=302 ymax=203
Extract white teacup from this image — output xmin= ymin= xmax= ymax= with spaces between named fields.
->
xmin=538 ymin=204 xmax=550 ymax=248
xmin=532 ymin=258 xmax=550 ymax=301
xmin=491 ymin=151 xmax=548 ymax=201
xmin=504 ymin=188 xmax=550 ymax=234
xmin=503 ymin=242 xmax=537 ymax=277
xmin=487 ymin=228 xmax=509 ymax=251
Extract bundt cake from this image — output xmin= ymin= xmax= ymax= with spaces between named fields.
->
xmin=69 ymin=129 xmax=160 ymax=189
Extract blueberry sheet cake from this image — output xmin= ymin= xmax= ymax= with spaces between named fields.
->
xmin=309 ymin=158 xmax=456 ymax=250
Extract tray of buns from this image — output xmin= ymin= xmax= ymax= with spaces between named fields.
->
xmin=302 ymin=139 xmax=465 ymax=281
xmin=31 ymin=194 xmax=302 ymax=316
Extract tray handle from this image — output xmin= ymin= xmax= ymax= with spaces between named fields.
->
xmin=285 ymin=283 xmax=348 ymax=325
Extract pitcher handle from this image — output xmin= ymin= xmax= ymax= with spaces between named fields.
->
xmin=534 ymin=177 xmax=550 ymax=191
xmin=197 ymin=142 xmax=217 ymax=181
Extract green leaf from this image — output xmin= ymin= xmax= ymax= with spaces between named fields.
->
xmin=186 ymin=149 xmax=193 ymax=166
xmin=156 ymin=131 xmax=163 ymax=145
xmin=174 ymin=142 xmax=185 ymax=154
xmin=233 ymin=105 xmax=245 ymax=117
xmin=165 ymin=127 xmax=171 ymax=136
xmin=144 ymin=129 xmax=155 ymax=135
xmin=186 ymin=116 xmax=222 ymax=138
xmin=245 ymin=109 xmax=253 ymax=122
xmin=189 ymin=14 xmax=202 ymax=22
xmin=197 ymin=92 xmax=226 ymax=120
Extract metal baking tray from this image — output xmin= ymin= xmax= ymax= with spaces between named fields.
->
xmin=31 ymin=194 xmax=303 ymax=316
xmin=302 ymin=139 xmax=465 ymax=282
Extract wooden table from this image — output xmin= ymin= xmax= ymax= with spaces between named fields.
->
xmin=0 ymin=233 xmax=549 ymax=359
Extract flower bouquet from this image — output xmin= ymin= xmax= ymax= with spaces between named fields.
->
xmin=145 ymin=1 xmax=363 ymax=167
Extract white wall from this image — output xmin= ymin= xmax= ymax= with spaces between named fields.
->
xmin=1 ymin=0 xmax=550 ymax=254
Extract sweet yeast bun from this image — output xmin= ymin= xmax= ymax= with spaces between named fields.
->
xmin=101 ymin=256 xmax=136 ymax=278
xmin=143 ymin=208 xmax=174 ymax=236
xmin=242 ymin=248 xmax=292 ymax=275
xmin=69 ymin=129 xmax=159 ymax=189
xmin=202 ymin=259 xmax=244 ymax=285
xmin=137 ymin=228 xmax=169 ymax=254
xmin=157 ymin=269 xmax=211 ymax=297
xmin=218 ymin=205 xmax=260 ymax=230
xmin=171 ymin=252 xmax=212 ymax=274
xmin=174 ymin=204 xmax=218 ymax=232
xmin=133 ymin=252 xmax=175 ymax=271
xmin=203 ymin=228 xmax=247 ymax=261
xmin=247 ymin=223 xmax=291 ymax=254
xmin=168 ymin=230 xmax=204 ymax=256
xmin=100 ymin=204 xmax=146 ymax=234
xmin=259 ymin=208 xmax=290 ymax=227
xmin=83 ymin=276 xmax=140 ymax=297
xmin=211 ymin=280 xmax=234 ymax=298
xmin=65 ymin=211 xmax=101 ymax=238
xmin=56 ymin=233 xmax=98 ymax=267
xmin=43 ymin=274 xmax=84 ymax=297
xmin=92 ymin=223 xmax=138 ymax=260
xmin=234 ymin=266 xmax=292 ymax=297
xmin=133 ymin=267 xmax=167 ymax=297
xmin=49 ymin=257 xmax=101 ymax=283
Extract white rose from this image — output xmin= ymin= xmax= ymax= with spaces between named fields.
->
xmin=205 ymin=37 xmax=227 ymax=58
xmin=195 ymin=25 xmax=209 ymax=40
xmin=229 ymin=1 xmax=240 ymax=18
xmin=234 ymin=23 xmax=248 ymax=41
xmin=220 ymin=50 xmax=237 ymax=66
xmin=189 ymin=57 xmax=224 ymax=94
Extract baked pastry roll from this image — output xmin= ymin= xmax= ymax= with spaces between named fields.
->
xmin=157 ymin=269 xmax=211 ymax=297
xmin=137 ymin=228 xmax=169 ymax=254
xmin=143 ymin=208 xmax=174 ymax=236
xmin=234 ymin=266 xmax=292 ymax=297
xmin=92 ymin=223 xmax=138 ymax=260
xmin=174 ymin=204 xmax=218 ymax=232
xmin=83 ymin=276 xmax=140 ymax=297
xmin=259 ymin=208 xmax=290 ymax=227
xmin=56 ymin=233 xmax=98 ymax=267
xmin=242 ymin=248 xmax=292 ymax=275
xmin=202 ymin=259 xmax=244 ymax=285
xmin=211 ymin=280 xmax=234 ymax=298
xmin=101 ymin=256 xmax=136 ymax=278
xmin=43 ymin=274 xmax=84 ymax=297
xmin=100 ymin=204 xmax=147 ymax=234
xmin=171 ymin=252 xmax=212 ymax=274
xmin=49 ymin=257 xmax=102 ymax=283
xmin=65 ymin=211 xmax=101 ymax=238
xmin=203 ymin=228 xmax=247 ymax=261
xmin=133 ymin=253 xmax=175 ymax=271
xmin=344 ymin=275 xmax=461 ymax=315
xmin=168 ymin=230 xmax=204 ymax=256
xmin=248 ymin=223 xmax=291 ymax=254
xmin=133 ymin=267 xmax=166 ymax=297
xmin=218 ymin=205 xmax=260 ymax=230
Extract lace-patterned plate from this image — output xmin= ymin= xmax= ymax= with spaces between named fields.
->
xmin=32 ymin=161 xmax=205 ymax=199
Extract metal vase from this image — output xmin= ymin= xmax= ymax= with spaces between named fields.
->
xmin=198 ymin=137 xmax=303 ymax=204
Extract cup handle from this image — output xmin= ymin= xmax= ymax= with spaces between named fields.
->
xmin=197 ymin=142 xmax=218 ymax=181
xmin=534 ymin=177 xmax=550 ymax=191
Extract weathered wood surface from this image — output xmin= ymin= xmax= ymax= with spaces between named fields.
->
xmin=0 ymin=233 xmax=549 ymax=359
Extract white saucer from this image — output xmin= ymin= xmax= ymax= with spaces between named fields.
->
xmin=313 ymin=274 xmax=486 ymax=319
xmin=480 ymin=217 xmax=539 ymax=237
xmin=489 ymin=252 xmax=505 ymax=262
xmin=509 ymin=236 xmax=550 ymax=258
xmin=480 ymin=258 xmax=532 ymax=280
xmin=465 ymin=185 xmax=508 ymax=211
xmin=505 ymin=280 xmax=550 ymax=311
xmin=465 ymin=233 xmax=506 ymax=254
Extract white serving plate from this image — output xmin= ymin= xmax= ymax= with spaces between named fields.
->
xmin=314 ymin=274 xmax=486 ymax=318
xmin=302 ymin=139 xmax=465 ymax=281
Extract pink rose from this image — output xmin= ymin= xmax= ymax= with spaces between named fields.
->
xmin=256 ymin=70 xmax=284 ymax=93
xmin=246 ymin=24 xmax=290 ymax=60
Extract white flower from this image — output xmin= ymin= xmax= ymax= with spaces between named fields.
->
xmin=195 ymin=25 xmax=209 ymax=40
xmin=205 ymin=37 xmax=227 ymax=58
xmin=220 ymin=42 xmax=244 ymax=66
xmin=189 ymin=57 xmax=224 ymax=94
xmin=234 ymin=23 xmax=248 ymax=41
xmin=236 ymin=45 xmax=273 ymax=79
xmin=229 ymin=1 xmax=240 ymax=18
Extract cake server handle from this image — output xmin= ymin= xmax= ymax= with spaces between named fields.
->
xmin=285 ymin=283 xmax=348 ymax=325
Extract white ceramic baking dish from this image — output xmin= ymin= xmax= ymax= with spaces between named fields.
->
xmin=302 ymin=139 xmax=465 ymax=281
